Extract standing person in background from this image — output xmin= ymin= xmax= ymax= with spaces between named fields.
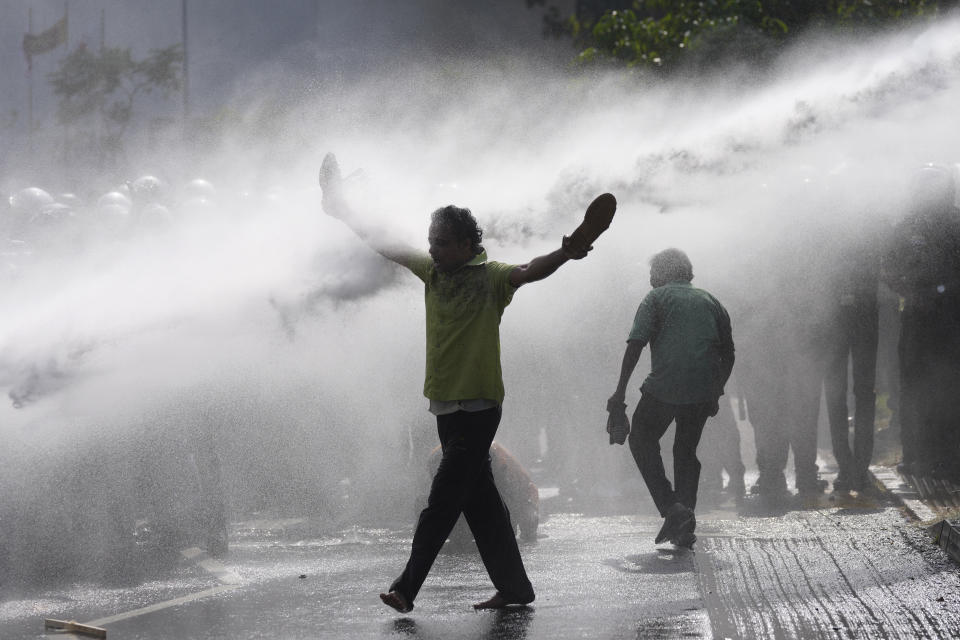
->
xmin=883 ymin=164 xmax=960 ymax=481
xmin=319 ymin=153 xmax=608 ymax=613
xmin=741 ymin=211 xmax=833 ymax=503
xmin=823 ymin=225 xmax=881 ymax=493
xmin=697 ymin=383 xmax=746 ymax=504
xmin=607 ymin=248 xmax=735 ymax=548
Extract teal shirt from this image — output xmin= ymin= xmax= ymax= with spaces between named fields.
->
xmin=628 ymin=281 xmax=735 ymax=404
xmin=404 ymin=251 xmax=517 ymax=405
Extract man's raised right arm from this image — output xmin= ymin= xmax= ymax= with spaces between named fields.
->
xmin=319 ymin=153 xmax=419 ymax=268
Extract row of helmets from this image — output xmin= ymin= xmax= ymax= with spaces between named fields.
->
xmin=5 ymin=177 xmax=219 ymax=232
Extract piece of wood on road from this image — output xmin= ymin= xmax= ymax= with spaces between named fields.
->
xmin=43 ymin=618 xmax=107 ymax=638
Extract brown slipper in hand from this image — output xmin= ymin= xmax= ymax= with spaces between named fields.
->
xmin=567 ymin=192 xmax=617 ymax=252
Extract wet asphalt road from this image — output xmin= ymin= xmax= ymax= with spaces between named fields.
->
xmin=3 ymin=469 xmax=960 ymax=639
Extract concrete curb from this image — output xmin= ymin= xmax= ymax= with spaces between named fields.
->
xmin=928 ymin=519 xmax=960 ymax=564
xmin=869 ymin=465 xmax=960 ymax=565
xmin=869 ymin=465 xmax=938 ymax=522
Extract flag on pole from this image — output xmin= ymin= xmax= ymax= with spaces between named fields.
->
xmin=23 ymin=13 xmax=68 ymax=60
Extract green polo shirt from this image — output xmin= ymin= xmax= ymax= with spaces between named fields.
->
xmin=628 ymin=281 xmax=734 ymax=405
xmin=404 ymin=251 xmax=517 ymax=405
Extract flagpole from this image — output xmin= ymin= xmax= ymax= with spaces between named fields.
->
xmin=27 ymin=7 xmax=34 ymax=164
xmin=182 ymin=0 xmax=190 ymax=142
xmin=63 ymin=1 xmax=70 ymax=178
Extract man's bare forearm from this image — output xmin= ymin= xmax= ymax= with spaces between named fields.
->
xmin=509 ymin=236 xmax=590 ymax=287
xmin=612 ymin=340 xmax=644 ymax=400
xmin=509 ymin=249 xmax=568 ymax=287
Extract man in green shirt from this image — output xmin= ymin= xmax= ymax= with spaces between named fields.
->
xmin=608 ymin=248 xmax=734 ymax=548
xmin=319 ymin=153 xmax=590 ymax=613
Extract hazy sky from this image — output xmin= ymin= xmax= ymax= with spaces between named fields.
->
xmin=0 ymin=0 xmax=566 ymax=143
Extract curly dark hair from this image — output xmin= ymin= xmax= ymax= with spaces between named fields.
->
xmin=431 ymin=205 xmax=483 ymax=254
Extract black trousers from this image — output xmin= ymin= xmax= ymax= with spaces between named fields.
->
xmin=898 ymin=301 xmax=960 ymax=471
xmin=391 ymin=407 xmax=534 ymax=605
xmin=742 ymin=343 xmax=822 ymax=490
xmin=698 ymin=395 xmax=745 ymax=488
xmin=628 ymin=393 xmax=711 ymax=516
xmin=824 ymin=303 xmax=878 ymax=480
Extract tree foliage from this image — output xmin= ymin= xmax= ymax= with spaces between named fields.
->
xmin=48 ymin=43 xmax=183 ymax=164
xmin=528 ymin=0 xmax=960 ymax=71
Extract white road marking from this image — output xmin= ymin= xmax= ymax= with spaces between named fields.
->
xmin=83 ymin=584 xmax=238 ymax=627
xmin=180 ymin=547 xmax=242 ymax=585
xmin=74 ymin=545 xmax=243 ymax=630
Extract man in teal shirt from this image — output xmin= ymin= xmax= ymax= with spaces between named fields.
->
xmin=320 ymin=153 xmax=590 ymax=613
xmin=608 ymin=248 xmax=734 ymax=548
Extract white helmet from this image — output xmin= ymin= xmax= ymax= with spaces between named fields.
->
xmin=97 ymin=191 xmax=133 ymax=214
xmin=9 ymin=187 xmax=55 ymax=214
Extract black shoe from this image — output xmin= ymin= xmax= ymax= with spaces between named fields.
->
xmin=796 ymin=478 xmax=828 ymax=496
xmin=751 ymin=482 xmax=793 ymax=506
xmin=672 ymin=531 xmax=697 ymax=549
xmin=751 ymin=473 xmax=788 ymax=495
xmin=833 ymin=472 xmax=853 ymax=493
xmin=669 ymin=508 xmax=696 ymax=548
xmin=725 ymin=474 xmax=746 ymax=501
xmin=656 ymin=502 xmax=694 ymax=544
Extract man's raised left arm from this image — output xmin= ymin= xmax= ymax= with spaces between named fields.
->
xmin=509 ymin=236 xmax=590 ymax=288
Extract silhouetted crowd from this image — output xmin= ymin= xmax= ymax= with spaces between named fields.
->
xmin=735 ymin=162 xmax=960 ymax=504
xmin=3 ymin=161 xmax=959 ymax=582
xmin=883 ymin=165 xmax=960 ymax=482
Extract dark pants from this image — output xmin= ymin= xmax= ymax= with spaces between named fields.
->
xmin=743 ymin=342 xmax=822 ymax=491
xmin=628 ymin=394 xmax=711 ymax=515
xmin=391 ymin=407 xmax=533 ymax=605
xmin=899 ymin=301 xmax=960 ymax=472
xmin=698 ymin=395 xmax=745 ymax=490
xmin=824 ymin=303 xmax=878 ymax=481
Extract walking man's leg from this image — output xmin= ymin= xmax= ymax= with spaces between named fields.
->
xmin=628 ymin=394 xmax=696 ymax=544
xmin=461 ymin=412 xmax=534 ymax=608
xmin=628 ymin=394 xmax=680 ymax=516
xmin=384 ymin=409 xmax=498 ymax=612
xmin=672 ymin=404 xmax=710 ymax=512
